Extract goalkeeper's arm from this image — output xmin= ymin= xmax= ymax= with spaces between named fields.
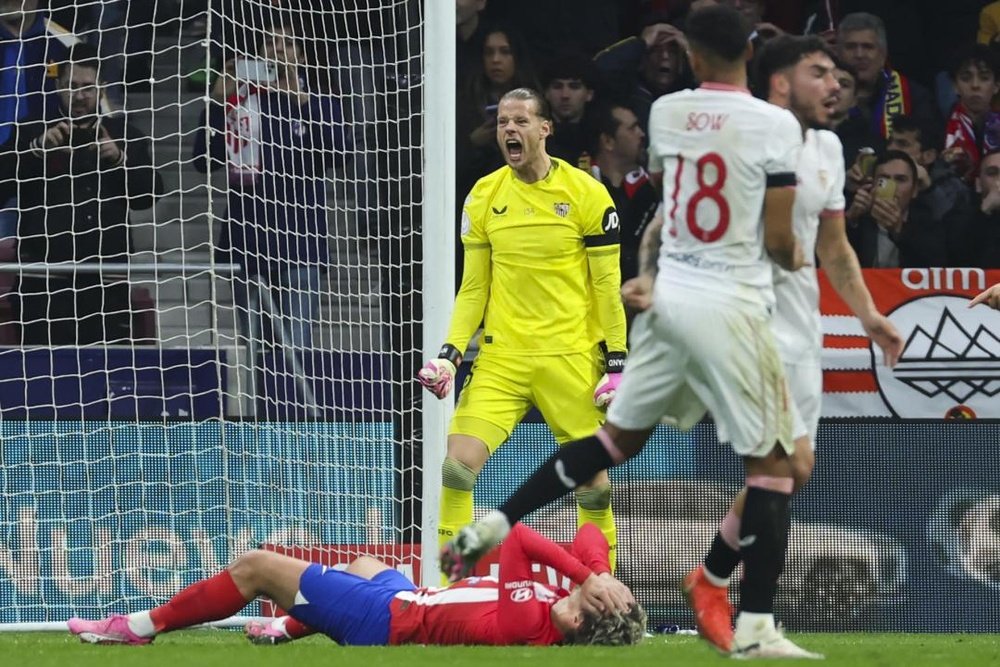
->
xmin=417 ymin=242 xmax=491 ymax=399
xmin=586 ymin=216 xmax=628 ymax=407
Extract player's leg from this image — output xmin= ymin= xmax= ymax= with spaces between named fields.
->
xmin=699 ymin=361 xmax=820 ymax=590
xmin=247 ymin=555 xmax=397 ymax=645
xmin=284 ymin=558 xmax=417 ymax=646
xmin=536 ymin=351 xmax=617 ymax=569
xmin=442 ymin=310 xmax=686 ymax=579
xmin=687 ymin=311 xmax=820 ymax=658
xmin=69 ymin=550 xmax=309 ymax=644
xmin=439 ymin=353 xmax=531 ymax=582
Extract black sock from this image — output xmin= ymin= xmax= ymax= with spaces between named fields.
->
xmin=498 ymin=435 xmax=616 ymax=525
xmin=738 ymin=486 xmax=791 ymax=614
xmin=704 ymin=532 xmax=741 ymax=581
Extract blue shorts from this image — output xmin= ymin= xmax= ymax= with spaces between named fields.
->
xmin=287 ymin=564 xmax=417 ymax=645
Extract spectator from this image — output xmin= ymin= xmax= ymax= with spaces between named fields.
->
xmin=480 ymin=0 xmax=621 ymax=64
xmin=836 ymin=12 xmax=935 ymax=142
xmin=979 ymin=1 xmax=1000 ymax=46
xmin=830 ymin=57 xmax=882 ymax=167
xmin=0 ymin=44 xmax=162 ymax=345
xmin=457 ymin=0 xmax=488 ymax=79
xmin=887 ymin=113 xmax=975 ymax=264
xmin=589 ymin=102 xmax=658 ymax=285
xmin=48 ymin=0 xmax=156 ymax=105
xmin=718 ymin=0 xmax=786 ymax=43
xmin=0 ymin=0 xmax=77 ymax=239
xmin=970 ymin=149 xmax=1000 ymax=267
xmin=543 ymin=53 xmax=598 ymax=168
xmin=593 ymin=15 xmax=693 ymax=132
xmin=846 ymin=150 xmax=948 ymax=268
xmin=942 ymin=43 xmax=1000 ymax=183
xmin=193 ymin=24 xmax=345 ymax=355
xmin=456 ymin=24 xmax=539 ymax=198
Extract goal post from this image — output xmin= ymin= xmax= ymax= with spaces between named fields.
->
xmin=0 ymin=0 xmax=451 ymax=628
xmin=419 ymin=0 xmax=456 ymax=588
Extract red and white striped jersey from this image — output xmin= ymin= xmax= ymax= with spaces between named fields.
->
xmin=387 ymin=523 xmax=610 ymax=646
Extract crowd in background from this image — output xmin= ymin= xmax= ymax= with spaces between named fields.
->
xmin=455 ymin=0 xmax=1000 ymax=273
xmin=3 ymin=0 xmax=1000 ymax=348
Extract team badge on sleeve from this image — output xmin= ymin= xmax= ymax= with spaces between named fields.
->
xmin=461 ymin=210 xmax=471 ymax=236
xmin=602 ymin=207 xmax=620 ymax=233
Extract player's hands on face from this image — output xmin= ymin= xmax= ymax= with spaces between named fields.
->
xmin=621 ymin=275 xmax=654 ymax=311
xmin=845 ymin=185 xmax=873 ymax=222
xmin=970 ymin=283 xmax=1000 ymax=310
xmin=579 ymin=573 xmax=635 ymax=616
xmin=39 ymin=121 xmax=71 ymax=150
xmin=862 ymin=313 xmax=903 ymax=368
xmin=870 ymin=196 xmax=903 ymax=233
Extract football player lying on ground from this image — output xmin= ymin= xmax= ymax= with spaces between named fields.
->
xmin=67 ymin=523 xmax=644 ymax=647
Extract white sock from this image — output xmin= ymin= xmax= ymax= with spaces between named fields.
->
xmin=734 ymin=611 xmax=775 ymax=637
xmin=702 ymin=567 xmax=730 ymax=588
xmin=127 ymin=611 xmax=156 ymax=638
xmin=480 ymin=510 xmax=511 ymax=542
xmin=271 ymin=616 xmax=290 ymax=638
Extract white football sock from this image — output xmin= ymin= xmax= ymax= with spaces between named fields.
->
xmin=734 ymin=611 xmax=775 ymax=637
xmin=127 ymin=610 xmax=156 ymax=638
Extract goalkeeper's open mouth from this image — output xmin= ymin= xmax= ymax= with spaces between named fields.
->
xmin=504 ymin=138 xmax=524 ymax=163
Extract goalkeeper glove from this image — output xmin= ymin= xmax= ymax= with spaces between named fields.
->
xmin=417 ymin=344 xmax=463 ymax=399
xmin=594 ymin=351 xmax=626 ymax=408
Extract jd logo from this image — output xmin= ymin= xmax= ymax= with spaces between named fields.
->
xmin=491 ymin=205 xmax=508 ymax=215
xmin=602 ymin=208 xmax=620 ymax=233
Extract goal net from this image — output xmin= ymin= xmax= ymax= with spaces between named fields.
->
xmin=0 ymin=0 xmax=434 ymax=627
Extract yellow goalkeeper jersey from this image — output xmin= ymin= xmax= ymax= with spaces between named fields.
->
xmin=447 ymin=158 xmax=627 ymax=357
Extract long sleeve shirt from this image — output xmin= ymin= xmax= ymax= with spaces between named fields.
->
xmin=387 ymin=523 xmax=610 ymax=646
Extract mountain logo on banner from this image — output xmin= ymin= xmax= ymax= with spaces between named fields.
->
xmin=875 ymin=296 xmax=1000 ymax=418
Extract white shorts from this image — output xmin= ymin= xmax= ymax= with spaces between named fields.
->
xmin=785 ymin=359 xmax=822 ymax=448
xmin=608 ymin=295 xmax=794 ymax=458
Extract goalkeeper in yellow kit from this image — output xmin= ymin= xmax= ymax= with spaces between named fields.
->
xmin=418 ymin=87 xmax=627 ymax=572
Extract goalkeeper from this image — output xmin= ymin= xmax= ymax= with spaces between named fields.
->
xmin=418 ymin=87 xmax=628 ymax=573
xmin=67 ymin=523 xmax=644 ymax=647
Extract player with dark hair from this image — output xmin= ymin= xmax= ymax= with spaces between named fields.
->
xmin=443 ymin=5 xmax=822 ymax=659
xmin=66 ymin=523 xmax=644 ymax=648
xmin=683 ymin=33 xmax=903 ymax=654
xmin=418 ymin=85 xmax=628 ymax=579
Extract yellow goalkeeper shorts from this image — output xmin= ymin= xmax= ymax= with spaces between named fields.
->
xmin=449 ymin=350 xmax=604 ymax=454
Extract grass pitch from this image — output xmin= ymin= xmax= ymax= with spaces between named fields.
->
xmin=1 ymin=631 xmax=997 ymax=667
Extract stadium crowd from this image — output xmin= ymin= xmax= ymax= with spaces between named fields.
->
xmin=2 ymin=0 xmax=999 ymax=345
xmin=456 ymin=0 xmax=1000 ymax=275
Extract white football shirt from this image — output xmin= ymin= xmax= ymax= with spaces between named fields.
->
xmin=771 ymin=129 xmax=846 ymax=363
xmin=647 ymin=84 xmax=803 ymax=309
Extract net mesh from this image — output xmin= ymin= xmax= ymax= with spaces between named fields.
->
xmin=0 ymin=0 xmax=423 ymax=623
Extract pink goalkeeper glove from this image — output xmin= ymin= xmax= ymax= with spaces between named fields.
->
xmin=593 ymin=351 xmax=626 ymax=408
xmin=417 ymin=344 xmax=462 ymax=399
